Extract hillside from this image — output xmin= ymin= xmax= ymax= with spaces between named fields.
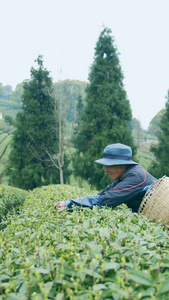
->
xmin=0 ymin=99 xmax=20 ymax=119
xmin=0 ymin=130 xmax=13 ymax=183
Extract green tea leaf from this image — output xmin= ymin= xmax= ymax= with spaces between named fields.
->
xmin=9 ymin=247 xmax=21 ymax=254
xmin=56 ymin=293 xmax=64 ymax=300
xmin=103 ymin=262 xmax=119 ymax=271
xmin=93 ymin=283 xmax=106 ymax=291
xmin=158 ymin=278 xmax=169 ymax=295
xmin=33 ymin=267 xmax=50 ymax=274
xmin=6 ymin=293 xmax=27 ymax=300
xmin=129 ymin=270 xmax=153 ymax=286
xmin=0 ymin=275 xmax=10 ymax=281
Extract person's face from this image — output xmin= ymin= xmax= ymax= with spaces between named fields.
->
xmin=104 ymin=165 xmax=127 ymax=180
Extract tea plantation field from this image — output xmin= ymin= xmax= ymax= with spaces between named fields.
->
xmin=0 ymin=132 xmax=12 ymax=183
xmin=0 ymin=184 xmax=169 ymax=300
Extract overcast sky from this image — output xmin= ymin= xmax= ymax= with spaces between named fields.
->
xmin=1 ymin=0 xmax=169 ymax=129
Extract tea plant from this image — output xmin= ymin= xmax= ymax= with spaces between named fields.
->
xmin=0 ymin=184 xmax=169 ymax=299
xmin=0 ymin=185 xmax=28 ymax=229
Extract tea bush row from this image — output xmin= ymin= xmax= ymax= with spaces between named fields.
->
xmin=0 ymin=135 xmax=12 ymax=159
xmin=0 ymin=185 xmax=28 ymax=229
xmin=0 ymin=133 xmax=8 ymax=144
xmin=0 ymin=133 xmax=12 ymax=178
xmin=0 ymin=184 xmax=169 ymax=299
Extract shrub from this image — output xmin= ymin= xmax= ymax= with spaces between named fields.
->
xmin=0 ymin=185 xmax=28 ymax=228
xmin=0 ymin=185 xmax=169 ymax=299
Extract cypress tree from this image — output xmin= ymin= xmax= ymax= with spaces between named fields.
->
xmin=7 ymin=56 xmax=59 ymax=190
xmin=73 ymin=27 xmax=135 ymax=189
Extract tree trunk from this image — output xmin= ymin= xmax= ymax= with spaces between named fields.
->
xmin=60 ymin=167 xmax=64 ymax=184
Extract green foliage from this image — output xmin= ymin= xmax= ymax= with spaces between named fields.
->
xmin=131 ymin=118 xmax=147 ymax=148
xmin=0 ymin=135 xmax=12 ymax=159
xmin=0 ymin=132 xmax=8 ymax=143
xmin=0 ymin=101 xmax=20 ymax=118
xmin=4 ymin=115 xmax=15 ymax=126
xmin=10 ymin=82 xmax=24 ymax=105
xmin=148 ymin=91 xmax=169 ymax=178
xmin=3 ymin=85 xmax=13 ymax=100
xmin=0 ymin=185 xmax=169 ymax=299
xmin=0 ymin=184 xmax=28 ymax=228
xmin=148 ymin=109 xmax=165 ymax=137
xmin=0 ymin=83 xmax=5 ymax=99
xmin=73 ymin=27 xmax=136 ymax=189
xmin=0 ymin=84 xmax=12 ymax=100
xmin=0 ymin=132 xmax=12 ymax=180
xmin=6 ymin=55 xmax=61 ymax=190
xmin=0 ymin=118 xmax=14 ymax=134
xmin=0 ymin=84 xmax=19 ymax=119
xmin=137 ymin=150 xmax=153 ymax=170
xmin=53 ymin=79 xmax=87 ymax=124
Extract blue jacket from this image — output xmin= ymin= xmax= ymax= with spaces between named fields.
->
xmin=65 ymin=164 xmax=157 ymax=213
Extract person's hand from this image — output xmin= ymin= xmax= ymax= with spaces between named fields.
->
xmin=54 ymin=201 xmax=65 ymax=209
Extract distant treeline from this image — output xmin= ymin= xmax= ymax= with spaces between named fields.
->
xmin=0 ymin=80 xmax=87 ymax=123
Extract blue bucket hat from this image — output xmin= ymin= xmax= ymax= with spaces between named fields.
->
xmin=95 ymin=143 xmax=138 ymax=166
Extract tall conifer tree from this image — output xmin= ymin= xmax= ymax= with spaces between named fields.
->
xmin=73 ymin=27 xmax=135 ymax=189
xmin=7 ymin=56 xmax=59 ymax=189
xmin=148 ymin=91 xmax=169 ymax=178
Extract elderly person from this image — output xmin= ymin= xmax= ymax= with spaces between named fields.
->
xmin=54 ymin=143 xmax=157 ymax=213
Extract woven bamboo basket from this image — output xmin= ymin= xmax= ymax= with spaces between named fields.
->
xmin=138 ymin=176 xmax=169 ymax=225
